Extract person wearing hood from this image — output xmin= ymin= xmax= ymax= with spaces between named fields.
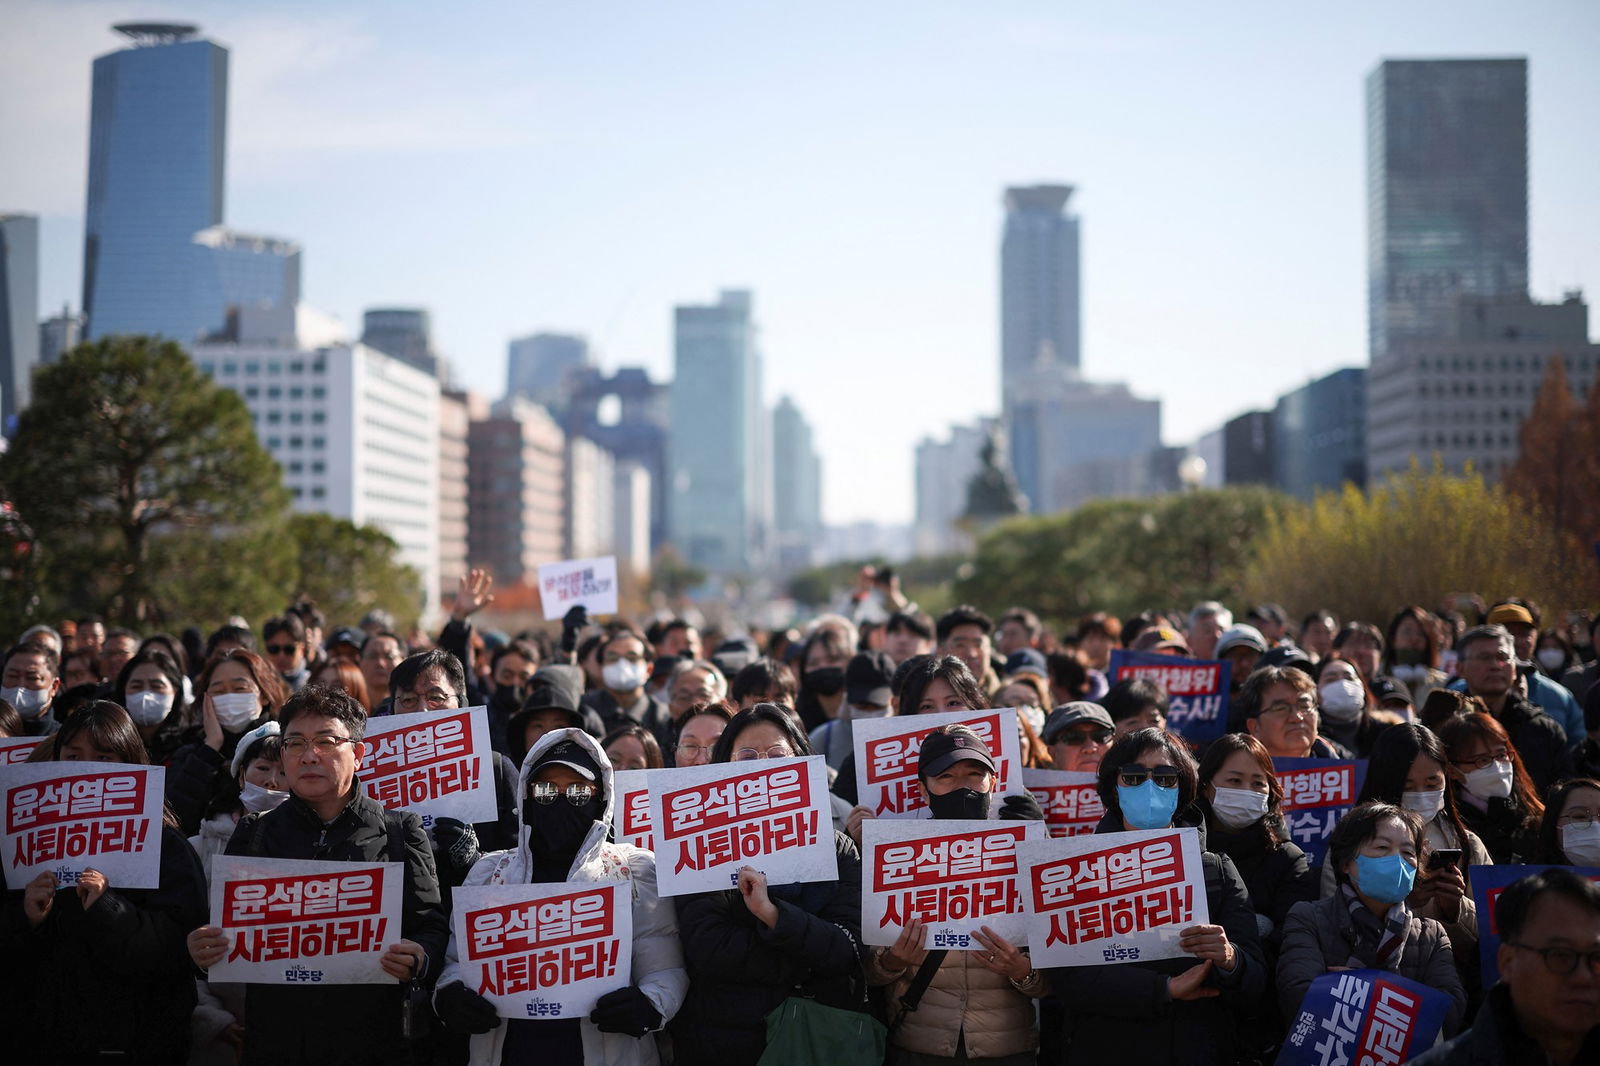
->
xmin=582 ymin=629 xmax=674 ymax=754
xmin=1439 ymin=712 xmax=1544 ymax=864
xmin=1047 ymin=727 xmax=1265 ymax=1065
xmin=2 ymin=640 xmax=64 ymax=737
xmin=432 ymin=728 xmax=688 ymax=1065
xmin=507 ymin=665 xmax=608 ymax=768
xmin=164 ymin=649 xmax=287 ymax=836
xmin=808 ymin=650 xmax=896 ymax=771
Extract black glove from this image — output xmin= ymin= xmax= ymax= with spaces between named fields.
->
xmin=999 ymin=792 xmax=1045 ymax=821
xmin=435 ymin=981 xmax=499 ymax=1034
xmin=560 ymin=605 xmax=592 ymax=654
xmin=432 ymin=817 xmax=481 ymax=879
xmin=589 ymin=985 xmax=661 ymax=1037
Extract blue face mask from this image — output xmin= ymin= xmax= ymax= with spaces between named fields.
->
xmin=1353 ymin=852 xmax=1416 ymax=904
xmin=1118 ymin=779 xmax=1179 ymax=830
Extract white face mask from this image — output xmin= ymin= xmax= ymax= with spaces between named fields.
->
xmin=1391 ymin=664 xmax=1428 ymax=684
xmin=126 ymin=690 xmax=174 ymax=728
xmin=1210 ymin=786 xmax=1269 ymax=830
xmin=212 ymin=692 xmax=262 ymax=732
xmin=238 ymin=780 xmax=291 ymax=814
xmin=602 ymin=660 xmax=648 ymax=693
xmin=2 ymin=685 xmax=51 ymax=720
xmin=1318 ymin=679 xmax=1365 ymax=721
xmin=1537 ymin=649 xmax=1566 ymax=672
xmin=849 ymin=705 xmax=892 ymax=720
xmin=1561 ymin=822 xmax=1600 ymax=867
xmin=1463 ymin=759 xmax=1515 ymax=801
xmin=1401 ymin=789 xmax=1445 ymax=821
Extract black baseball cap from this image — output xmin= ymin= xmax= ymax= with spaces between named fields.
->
xmin=522 ymin=665 xmax=583 ymax=716
xmin=529 ymin=738 xmax=601 ymax=783
xmin=1370 ymin=675 xmax=1414 ymax=709
xmin=846 ymin=651 xmax=895 ymax=706
xmin=918 ymin=725 xmax=996 ymax=779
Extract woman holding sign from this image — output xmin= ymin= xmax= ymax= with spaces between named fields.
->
xmin=1048 ymin=728 xmax=1266 ymax=1065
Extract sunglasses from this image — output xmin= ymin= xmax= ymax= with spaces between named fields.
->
xmin=529 ymin=782 xmax=598 ymax=806
xmin=265 ymin=644 xmax=300 ymax=655
xmin=1118 ymin=764 xmax=1181 ymax=789
xmin=1059 ymin=727 xmax=1114 ymax=747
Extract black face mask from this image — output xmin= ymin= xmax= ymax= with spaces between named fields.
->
xmin=926 ymin=787 xmax=991 ymax=820
xmin=525 ymin=795 xmax=604 ymax=856
xmin=805 ymin=667 xmax=845 ymax=697
xmin=492 ymin=684 xmax=524 ymax=712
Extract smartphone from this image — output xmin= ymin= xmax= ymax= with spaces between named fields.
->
xmin=1428 ymin=849 xmax=1462 ymax=871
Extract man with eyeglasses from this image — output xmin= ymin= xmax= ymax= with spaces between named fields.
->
xmin=185 ymin=686 xmax=449 ymax=1066
xmin=1413 ymin=867 xmax=1600 ymax=1065
xmin=1041 ymin=702 xmax=1115 ymax=773
xmin=262 ymin=613 xmax=310 ymax=693
xmin=1456 ymin=624 xmax=1571 ymax=793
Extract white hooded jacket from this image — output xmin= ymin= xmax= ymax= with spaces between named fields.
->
xmin=436 ymin=727 xmax=688 ymax=1065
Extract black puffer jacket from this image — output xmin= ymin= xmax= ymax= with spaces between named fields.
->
xmin=1483 ymin=693 xmax=1570 ymax=793
xmin=164 ymin=711 xmax=274 ymax=835
xmin=1 ymin=824 xmax=207 ymax=1063
xmin=670 ymin=830 xmax=866 ymax=1066
xmin=1410 ymin=982 xmax=1600 ymax=1065
xmin=1201 ymin=814 xmax=1317 ymax=938
xmin=224 ymin=785 xmax=449 ymax=1066
xmin=1454 ymin=792 xmax=1540 ymax=865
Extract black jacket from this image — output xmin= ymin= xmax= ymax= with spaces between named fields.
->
xmin=1048 ymin=811 xmax=1267 ymax=1066
xmin=1201 ymin=813 xmax=1317 ymax=937
xmin=1409 ymin=981 xmax=1598 ymax=1065
xmin=583 ymin=687 xmax=675 ymax=753
xmin=224 ymin=786 xmax=449 ymax=1066
xmin=1454 ymin=792 xmax=1540 ymax=865
xmin=164 ymin=711 xmax=275 ymax=836
xmin=1479 ymin=692 xmax=1570 ymax=794
xmin=1 ymin=824 xmax=208 ymax=1063
xmin=670 ymin=830 xmax=866 ymax=1066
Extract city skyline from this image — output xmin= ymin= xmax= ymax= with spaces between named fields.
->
xmin=4 ymin=1 xmax=1597 ymax=525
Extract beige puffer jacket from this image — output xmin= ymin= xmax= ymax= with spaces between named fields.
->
xmin=866 ymin=944 xmax=1047 ymax=1059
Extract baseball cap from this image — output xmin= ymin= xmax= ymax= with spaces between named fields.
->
xmin=529 ymin=738 xmax=601 ymax=782
xmin=325 ymin=626 xmax=364 ymax=653
xmin=846 ymin=651 xmax=895 ymax=707
xmin=1041 ymin=701 xmax=1115 ymax=744
xmin=1370 ymin=675 xmax=1415 ymax=709
xmin=917 ymin=726 xmax=997 ymax=778
xmin=1129 ymin=627 xmax=1189 ymax=654
xmin=230 ymin=721 xmax=281 ymax=777
xmin=1259 ymin=643 xmax=1314 ymax=676
xmin=1215 ymin=624 xmax=1269 ymax=657
xmin=1003 ymin=647 xmax=1049 ymax=680
xmin=1486 ymin=603 xmax=1535 ymax=628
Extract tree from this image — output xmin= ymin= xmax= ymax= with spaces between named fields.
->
xmin=283 ymin=513 xmax=423 ymax=627
xmin=0 ymin=336 xmax=289 ymax=626
xmin=649 ymin=545 xmax=706 ymax=600
xmin=1504 ymin=355 xmax=1586 ymax=541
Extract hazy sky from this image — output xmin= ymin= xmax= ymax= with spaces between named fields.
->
xmin=5 ymin=1 xmax=1597 ymax=524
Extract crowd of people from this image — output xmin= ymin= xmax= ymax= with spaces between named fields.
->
xmin=3 ymin=570 xmax=1599 ymax=1066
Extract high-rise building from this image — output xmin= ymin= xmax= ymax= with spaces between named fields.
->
xmin=439 ymin=388 xmax=485 ymax=603
xmin=913 ymin=418 xmax=999 ymax=557
xmin=565 ymin=366 xmax=669 ymax=551
xmin=669 ymin=289 xmax=768 ymax=574
xmin=507 ymin=333 xmax=591 ymax=410
xmin=0 ymin=213 xmax=40 ymax=430
xmin=1273 ymin=368 xmax=1367 ymax=499
xmin=361 ymin=309 xmax=437 ymax=376
xmin=39 ymin=305 xmax=85 ymax=366
xmin=1367 ymin=59 xmax=1528 ymax=360
xmin=771 ymin=395 xmax=823 ymax=571
xmin=1007 ymin=365 xmax=1163 ymax=513
xmin=613 ymin=462 xmax=652 ymax=577
xmin=468 ymin=398 xmax=566 ymax=585
xmin=566 ymin=436 xmax=616 ymax=561
xmin=1222 ymin=411 xmax=1276 ymax=486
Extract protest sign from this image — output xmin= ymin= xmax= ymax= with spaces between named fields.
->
xmin=862 ymin=818 xmax=1044 ymax=950
xmin=1470 ymin=863 xmax=1600 ymax=989
xmin=208 ymin=856 xmax=403 ymax=984
xmin=0 ymin=734 xmax=45 ymax=764
xmin=1 ymin=761 xmax=165 ymax=889
xmin=1023 ymin=769 xmax=1104 ymax=837
xmin=650 ymin=755 xmax=837 ymax=897
xmin=1107 ymin=651 xmax=1231 ymax=743
xmin=1018 ymin=826 xmax=1208 ymax=967
xmin=853 ymin=708 xmax=1026 ymax=818
xmin=611 ymin=769 xmax=655 ymax=852
xmin=361 ymin=707 xmax=496 ymax=829
xmin=451 ymin=881 xmax=633 ymax=1019
xmin=537 ymin=556 xmax=619 ymax=621
xmin=1272 ymin=757 xmax=1367 ymax=866
xmin=1278 ymin=970 xmax=1453 ymax=1066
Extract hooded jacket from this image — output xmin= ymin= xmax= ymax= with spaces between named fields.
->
xmin=436 ymin=727 xmax=688 ymax=1066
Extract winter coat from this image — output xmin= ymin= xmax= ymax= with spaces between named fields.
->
xmin=436 ymin=727 xmax=689 ymax=1066
xmin=1 ymin=824 xmax=208 ymax=1063
xmin=1047 ymin=811 xmax=1267 ymax=1066
xmin=583 ymin=688 xmax=676 ymax=754
xmin=164 ymin=711 xmax=274 ymax=835
xmin=189 ymin=810 xmax=241 ymax=881
xmin=1201 ymin=813 xmax=1317 ymax=938
xmin=866 ymin=939 xmax=1047 ymax=1059
xmin=1410 ymin=981 xmax=1600 ymax=1065
xmin=1277 ymin=894 xmax=1465 ymax=1036
xmin=1453 ymin=790 xmax=1540 ymax=865
xmin=223 ymin=785 xmax=450 ymax=1066
xmin=1472 ymin=692 xmax=1570 ymax=793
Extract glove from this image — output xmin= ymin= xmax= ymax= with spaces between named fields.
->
xmin=560 ymin=605 xmax=592 ymax=653
xmin=589 ymin=985 xmax=662 ymax=1037
xmin=999 ymin=792 xmax=1045 ymax=821
xmin=435 ymin=981 xmax=499 ymax=1034
xmin=432 ymin=817 xmax=481 ymax=879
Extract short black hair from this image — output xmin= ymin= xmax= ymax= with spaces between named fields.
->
xmin=711 ymin=704 xmax=812 ymax=763
xmin=998 ymin=608 xmax=1042 ymax=638
xmin=104 ymin=627 xmax=140 ymax=645
xmin=886 ymin=610 xmax=934 ymax=641
xmin=280 ymin=684 xmax=368 ymax=742
xmin=263 ymin=614 xmax=306 ymax=643
xmin=1496 ymin=867 xmax=1600 ymax=945
xmin=4 ymin=641 xmax=60 ymax=677
xmin=1096 ymin=728 xmax=1199 ymax=814
xmin=660 ymin=618 xmax=696 ymax=640
xmin=937 ymin=605 xmax=993 ymax=644
xmin=1101 ymin=678 xmax=1169 ymax=723
xmin=1326 ymin=801 xmax=1425 ymax=886
xmin=731 ymin=657 xmax=796 ymax=705
xmin=491 ymin=639 xmax=541 ymax=673
xmin=389 ymin=649 xmax=468 ymax=706
xmin=288 ymin=598 xmax=326 ymax=630
xmin=205 ymin=624 xmax=257 ymax=657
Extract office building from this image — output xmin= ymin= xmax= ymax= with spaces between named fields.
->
xmin=39 ymin=306 xmax=84 ymax=366
xmin=1273 ymin=368 xmax=1367 ymax=498
xmin=468 ymin=397 xmax=566 ymax=585
xmin=772 ymin=395 xmax=823 ymax=571
xmin=507 ymin=333 xmax=591 ymax=410
xmin=1222 ymin=411 xmax=1276 ymax=486
xmin=439 ymin=388 xmax=485 ymax=603
xmin=565 ymin=366 xmax=669 ymax=551
xmin=613 ymin=462 xmax=652 ymax=576
xmin=361 ymin=309 xmax=437 ymax=376
xmin=914 ymin=418 xmax=999 ymax=557
xmin=566 ymin=435 xmax=616 ymax=561
xmin=1 ymin=213 xmax=40 ymax=429
xmin=1007 ymin=365 xmax=1163 ymax=513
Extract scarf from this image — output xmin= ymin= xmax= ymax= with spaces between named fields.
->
xmin=1339 ymin=881 xmax=1411 ymax=969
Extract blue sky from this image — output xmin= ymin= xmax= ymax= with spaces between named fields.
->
xmin=5 ymin=1 xmax=1597 ymax=524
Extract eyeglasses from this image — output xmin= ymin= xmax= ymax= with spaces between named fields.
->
xmin=1557 ymin=811 xmax=1599 ymax=828
xmin=1119 ymin=765 xmax=1181 ymax=789
xmin=1451 ymin=748 xmax=1510 ymax=771
xmin=392 ymin=690 xmax=457 ymax=713
xmin=1260 ymin=697 xmax=1317 ymax=719
xmin=734 ymin=744 xmax=793 ymax=761
xmin=265 ymin=643 xmax=300 ymax=656
xmin=1505 ymin=942 xmax=1600 ymax=976
xmin=676 ymin=742 xmax=712 ymax=759
xmin=1464 ymin=650 xmax=1513 ymax=665
xmin=281 ymin=736 xmax=357 ymax=758
xmin=530 ymin=781 xmax=598 ymax=806
xmin=1058 ymin=728 xmax=1114 ymax=747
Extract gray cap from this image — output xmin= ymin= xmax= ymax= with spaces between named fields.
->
xmin=1041 ymin=701 xmax=1114 ymax=744
xmin=1215 ymin=624 xmax=1268 ymax=657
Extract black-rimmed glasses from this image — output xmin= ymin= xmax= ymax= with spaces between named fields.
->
xmin=1118 ymin=765 xmax=1181 ymax=789
xmin=1505 ymin=941 xmax=1600 ymax=976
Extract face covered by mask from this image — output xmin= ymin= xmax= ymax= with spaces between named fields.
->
xmin=239 ymin=781 xmax=291 ymax=814
xmin=212 ymin=692 xmax=263 ymax=732
xmin=492 ymin=683 xmax=524 ymax=713
xmin=126 ymin=690 xmax=175 ymax=728
xmin=2 ymin=685 xmax=51 ymax=721
xmin=1351 ymin=852 xmax=1416 ymax=905
xmin=1119 ymin=779 xmax=1180 ymax=831
xmin=805 ymin=667 xmax=845 ymax=698
xmin=526 ymin=793 xmax=605 ymax=855
xmin=926 ymin=787 xmax=992 ymax=820
xmin=1401 ymin=790 xmax=1445 ymax=822
xmin=1209 ymin=786 xmax=1268 ymax=831
xmin=601 ymin=660 xmax=648 ymax=693
xmin=1561 ymin=821 xmax=1600 ymax=866
xmin=1463 ymin=759 xmax=1515 ymax=801
xmin=1537 ymin=648 xmax=1567 ymax=673
xmin=1318 ymin=679 xmax=1365 ymax=722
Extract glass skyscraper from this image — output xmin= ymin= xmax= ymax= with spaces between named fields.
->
xmin=1 ymin=213 xmax=40 ymax=431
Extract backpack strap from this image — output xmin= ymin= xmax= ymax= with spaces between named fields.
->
xmin=887 ymin=949 xmax=948 ymax=1035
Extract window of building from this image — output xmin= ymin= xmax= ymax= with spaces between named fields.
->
xmin=199 ymin=361 xmax=215 ymax=375
xmin=267 ymin=386 xmax=282 ymax=399
xmin=245 ymin=362 xmax=260 ymax=375
xmin=287 ymin=461 xmax=303 ymax=474
xmin=222 ymin=361 xmax=238 ymax=375
xmin=311 ymin=461 xmax=326 ymax=475
xmin=289 ymin=386 xmax=304 ymax=400
xmin=289 ymin=436 xmax=304 ymax=449
xmin=312 ymin=386 xmax=326 ymax=399
xmin=311 ymin=436 xmax=326 ymax=449
xmin=311 ymin=486 xmax=326 ymax=500
xmin=266 ymin=411 xmax=282 ymax=424
xmin=311 ymin=411 xmax=326 ymax=424
xmin=244 ymin=386 xmax=259 ymax=399
xmin=289 ymin=411 xmax=304 ymax=424
xmin=267 ymin=363 xmax=281 ymax=375
xmin=267 ymin=436 xmax=282 ymax=449
xmin=291 ymin=486 xmax=303 ymax=499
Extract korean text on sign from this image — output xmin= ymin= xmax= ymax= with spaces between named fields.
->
xmin=1272 ymin=757 xmax=1368 ymax=868
xmin=1107 ymin=651 xmax=1232 ymax=743
xmin=452 ymin=881 xmax=633 ymax=1019
xmin=537 ymin=556 xmax=620 ymax=620
xmin=361 ymin=707 xmax=496 ymax=828
xmin=1022 ymin=769 xmax=1103 ymax=838
xmin=0 ymin=735 xmax=44 ymax=765
xmin=1279 ymin=970 xmax=1452 ymax=1066
xmin=611 ymin=769 xmax=655 ymax=852
xmin=648 ymin=756 xmax=839 ymax=897
xmin=862 ymin=819 xmax=1043 ymax=950
xmin=208 ymin=856 xmax=403 ymax=984
xmin=1469 ymin=863 xmax=1600 ymax=989
xmin=852 ymin=708 xmax=1026 ymax=818
xmin=0 ymin=761 xmax=165 ymax=889
xmin=1017 ymin=827 xmax=1209 ymax=967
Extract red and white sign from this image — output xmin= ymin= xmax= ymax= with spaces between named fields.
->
xmin=862 ymin=818 xmax=1044 ymax=951
xmin=0 ymin=735 xmax=44 ymax=765
xmin=852 ymin=709 xmax=1026 ymax=819
xmin=537 ymin=556 xmax=619 ymax=620
xmin=0 ymin=761 xmax=165 ymax=889
xmin=1022 ymin=769 xmax=1103 ymax=837
xmin=649 ymin=756 xmax=838 ymax=897
xmin=208 ymin=856 xmax=403 ymax=984
xmin=1018 ymin=827 xmax=1208 ymax=967
xmin=611 ymin=769 xmax=655 ymax=852
xmin=452 ymin=881 xmax=633 ymax=1019
xmin=361 ymin=707 xmax=495 ymax=828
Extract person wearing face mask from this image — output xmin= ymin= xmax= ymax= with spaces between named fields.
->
xmin=1439 ymin=712 xmax=1545 ymax=864
xmin=1383 ymin=606 xmax=1450 ymax=704
xmin=867 ymin=725 xmax=1048 ymax=1066
xmin=1315 ymin=656 xmax=1405 ymax=758
xmin=485 ymin=639 xmax=540 ymax=755
xmin=113 ymin=648 xmax=191 ymax=765
xmin=164 ymin=649 xmax=287 ymax=837
xmin=1 ymin=640 xmax=64 ymax=736
xmin=1277 ymin=803 xmax=1466 ymax=1037
xmin=432 ymin=730 xmax=688 ymax=1064
xmin=1048 ymin=728 xmax=1266 ymax=1065
xmin=1534 ymin=777 xmax=1600 ymax=867
xmin=809 ymin=650 xmax=896 ymax=771
xmin=582 ymin=629 xmax=674 ymax=755
xmin=793 ymin=621 xmax=855 ymax=732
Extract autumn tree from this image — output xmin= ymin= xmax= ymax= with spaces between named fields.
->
xmin=1504 ymin=355 xmax=1591 ymax=544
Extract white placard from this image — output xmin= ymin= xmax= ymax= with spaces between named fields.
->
xmin=1022 ymin=768 xmax=1104 ymax=837
xmin=648 ymin=756 xmax=838 ymax=897
xmin=0 ymin=735 xmax=45 ymax=764
xmin=0 ymin=761 xmax=165 ymax=889
xmin=537 ymin=556 xmax=620 ymax=620
xmin=361 ymin=706 xmax=497 ymax=828
xmin=861 ymin=818 xmax=1043 ymax=951
xmin=208 ymin=855 xmax=404 ymax=984
xmin=852 ymin=708 xmax=1026 ymax=818
xmin=1017 ymin=826 xmax=1209 ymax=967
xmin=452 ymin=881 xmax=633 ymax=1020
xmin=610 ymin=769 xmax=655 ymax=852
